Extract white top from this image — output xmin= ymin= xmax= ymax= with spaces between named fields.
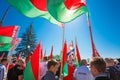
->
xmin=73 ymin=66 xmax=93 ymax=80
xmin=39 ymin=62 xmax=48 ymax=79
xmin=0 ymin=64 xmax=7 ymax=80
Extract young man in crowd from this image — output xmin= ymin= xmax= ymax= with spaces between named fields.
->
xmin=41 ymin=60 xmax=58 ymax=80
xmin=105 ymin=58 xmax=120 ymax=80
xmin=90 ymin=58 xmax=110 ymax=80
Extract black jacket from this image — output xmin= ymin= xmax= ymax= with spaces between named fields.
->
xmin=95 ymin=76 xmax=110 ymax=80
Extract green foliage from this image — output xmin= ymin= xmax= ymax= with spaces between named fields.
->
xmin=15 ymin=23 xmax=37 ymax=57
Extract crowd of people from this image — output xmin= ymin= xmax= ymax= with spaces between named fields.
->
xmin=0 ymin=56 xmax=120 ymax=80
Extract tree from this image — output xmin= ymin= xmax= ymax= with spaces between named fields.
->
xmin=16 ymin=23 xmax=37 ymax=57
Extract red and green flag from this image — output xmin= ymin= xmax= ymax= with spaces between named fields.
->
xmin=0 ymin=26 xmax=19 ymax=51
xmin=6 ymin=0 xmax=63 ymax=26
xmin=47 ymin=0 xmax=88 ymax=23
xmin=62 ymin=41 xmax=68 ymax=77
xmin=24 ymin=43 xmax=41 ymax=80
xmin=0 ymin=26 xmax=19 ymax=44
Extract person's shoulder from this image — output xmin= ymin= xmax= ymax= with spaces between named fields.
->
xmin=0 ymin=64 xmax=4 ymax=67
xmin=0 ymin=64 xmax=5 ymax=69
xmin=95 ymin=76 xmax=110 ymax=80
xmin=78 ymin=66 xmax=89 ymax=70
xmin=43 ymin=72 xmax=55 ymax=80
xmin=14 ymin=65 xmax=22 ymax=70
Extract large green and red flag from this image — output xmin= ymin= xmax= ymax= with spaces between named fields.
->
xmin=62 ymin=41 xmax=68 ymax=77
xmin=47 ymin=0 xmax=88 ymax=23
xmin=24 ymin=43 xmax=41 ymax=80
xmin=0 ymin=26 xmax=19 ymax=51
xmin=0 ymin=26 xmax=19 ymax=44
xmin=6 ymin=0 xmax=63 ymax=26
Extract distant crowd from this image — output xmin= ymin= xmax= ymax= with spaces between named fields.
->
xmin=0 ymin=56 xmax=120 ymax=80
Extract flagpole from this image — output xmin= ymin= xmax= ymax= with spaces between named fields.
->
xmin=87 ymin=13 xmax=100 ymax=58
xmin=0 ymin=6 xmax=10 ymax=26
xmin=87 ymin=13 xmax=95 ymax=58
xmin=75 ymin=37 xmax=77 ymax=56
xmin=60 ymin=24 xmax=65 ymax=80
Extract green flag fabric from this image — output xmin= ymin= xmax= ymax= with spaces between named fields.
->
xmin=0 ymin=43 xmax=12 ymax=51
xmin=24 ymin=43 xmax=41 ymax=80
xmin=0 ymin=36 xmax=12 ymax=44
xmin=24 ymin=61 xmax=35 ymax=80
xmin=47 ymin=0 xmax=88 ymax=23
xmin=6 ymin=0 xmax=63 ymax=26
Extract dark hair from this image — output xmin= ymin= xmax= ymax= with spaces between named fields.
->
xmin=47 ymin=60 xmax=58 ymax=69
xmin=1 ymin=58 xmax=8 ymax=63
xmin=43 ymin=56 xmax=48 ymax=61
xmin=90 ymin=58 xmax=106 ymax=73
xmin=81 ymin=59 xmax=87 ymax=66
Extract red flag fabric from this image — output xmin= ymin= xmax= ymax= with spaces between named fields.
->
xmin=49 ymin=45 xmax=53 ymax=59
xmin=62 ymin=41 xmax=68 ymax=77
xmin=17 ymin=52 xmax=22 ymax=60
xmin=75 ymin=43 xmax=81 ymax=63
xmin=31 ymin=43 xmax=41 ymax=80
xmin=92 ymin=41 xmax=101 ymax=58
xmin=0 ymin=26 xmax=19 ymax=37
xmin=64 ymin=65 xmax=75 ymax=80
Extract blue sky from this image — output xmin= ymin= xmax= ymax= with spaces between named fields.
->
xmin=0 ymin=0 xmax=120 ymax=58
